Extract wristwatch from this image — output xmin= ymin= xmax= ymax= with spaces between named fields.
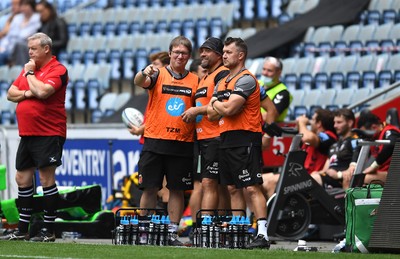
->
xmin=24 ymin=70 xmax=34 ymax=77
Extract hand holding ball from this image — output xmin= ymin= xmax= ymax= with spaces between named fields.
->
xmin=122 ymin=108 xmax=144 ymax=128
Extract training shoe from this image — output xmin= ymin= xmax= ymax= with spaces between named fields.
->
xmin=332 ymin=238 xmax=346 ymax=253
xmin=167 ymin=232 xmax=183 ymax=246
xmin=29 ymin=228 xmax=56 ymax=242
xmin=0 ymin=229 xmax=29 ymax=241
xmin=245 ymin=234 xmax=271 ymax=249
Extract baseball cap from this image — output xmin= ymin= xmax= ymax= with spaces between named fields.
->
xmin=200 ymin=37 xmax=223 ymax=56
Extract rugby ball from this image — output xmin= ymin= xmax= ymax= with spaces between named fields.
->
xmin=122 ymin=107 xmax=144 ymax=128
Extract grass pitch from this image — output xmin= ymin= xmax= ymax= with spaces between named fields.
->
xmin=0 ymin=241 xmax=397 ymax=259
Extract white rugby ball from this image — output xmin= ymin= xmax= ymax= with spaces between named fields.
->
xmin=122 ymin=107 xmax=144 ymax=128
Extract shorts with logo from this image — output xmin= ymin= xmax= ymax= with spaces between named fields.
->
xmin=199 ymin=137 xmax=220 ymax=181
xmin=219 ymin=145 xmax=263 ymax=188
xmin=16 ymin=136 xmax=66 ymax=171
xmin=138 ymin=151 xmax=193 ymax=191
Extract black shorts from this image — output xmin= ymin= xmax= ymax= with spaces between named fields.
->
xmin=199 ymin=138 xmax=220 ymax=181
xmin=16 ymin=136 xmax=66 ymax=171
xmin=138 ymin=151 xmax=193 ymax=191
xmin=219 ymin=145 xmax=263 ymax=188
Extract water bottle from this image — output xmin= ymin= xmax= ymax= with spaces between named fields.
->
xmin=130 ymin=215 xmax=139 ymax=245
xmin=230 ymin=216 xmax=238 ymax=248
xmin=159 ymin=215 xmax=168 ymax=246
xmin=120 ymin=216 xmax=130 ymax=245
xmin=152 ymin=215 xmax=160 ymax=245
xmin=294 ymin=240 xmax=318 ymax=252
xmin=139 ymin=216 xmax=149 ymax=245
xmin=241 ymin=216 xmax=251 ymax=247
xmin=213 ymin=222 xmax=220 ymax=248
xmin=201 ymin=215 xmax=211 ymax=248
xmin=147 ymin=215 xmax=155 ymax=245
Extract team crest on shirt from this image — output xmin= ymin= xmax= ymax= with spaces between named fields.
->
xmin=166 ymin=97 xmax=185 ymax=116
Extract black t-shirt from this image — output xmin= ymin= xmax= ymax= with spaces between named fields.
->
xmin=328 ymin=136 xmax=358 ymax=171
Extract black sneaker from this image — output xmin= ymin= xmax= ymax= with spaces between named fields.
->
xmin=167 ymin=232 xmax=183 ymax=246
xmin=0 ymin=229 xmax=29 ymax=241
xmin=245 ymin=234 xmax=271 ymax=249
xmin=29 ymin=228 xmax=56 ymax=242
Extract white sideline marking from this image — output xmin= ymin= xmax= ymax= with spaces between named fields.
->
xmin=0 ymin=256 xmax=82 ymax=259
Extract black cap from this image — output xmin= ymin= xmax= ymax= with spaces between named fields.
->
xmin=200 ymin=37 xmax=223 ymax=56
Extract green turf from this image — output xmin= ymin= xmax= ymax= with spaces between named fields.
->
xmin=0 ymin=242 xmax=397 ymax=259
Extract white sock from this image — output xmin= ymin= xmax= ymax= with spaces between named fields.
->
xmin=257 ymin=219 xmax=269 ymax=240
xmin=168 ymin=222 xmax=179 ymax=233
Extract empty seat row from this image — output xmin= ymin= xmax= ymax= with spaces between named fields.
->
xmin=360 ymin=9 xmax=400 ymax=25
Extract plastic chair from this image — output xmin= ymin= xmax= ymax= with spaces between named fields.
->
xmin=365 ymin=10 xmax=381 ymax=25
xmin=283 ymin=73 xmax=298 ymax=92
xmin=346 ymin=71 xmax=361 ymax=89
xmin=314 ymin=72 xmax=329 ymax=89
xmin=298 ymin=73 xmax=313 ymax=91
xmin=73 ymin=79 xmax=87 ymax=110
xmin=330 ymin=72 xmax=345 ymax=90
xmin=377 ymin=70 xmax=393 ymax=88
xmin=382 ymin=9 xmax=397 ymax=24
xmin=361 ymin=71 xmax=377 ymax=89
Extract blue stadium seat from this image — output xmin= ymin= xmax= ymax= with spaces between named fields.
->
xmin=378 ymin=70 xmax=393 ymax=88
xmin=196 ymin=18 xmax=209 ymax=49
xmin=361 ymin=71 xmax=377 ymax=89
xmin=293 ymin=105 xmax=309 ymax=118
xmin=143 ymin=21 xmax=155 ymax=34
xmin=309 ymin=105 xmax=322 ymax=116
xmin=67 ymin=23 xmax=78 ymax=38
xmin=330 ymin=72 xmax=345 ymax=89
xmin=380 ymin=39 xmax=396 ymax=54
xmin=382 ymin=9 xmax=397 ymax=24
xmin=117 ymin=21 xmax=129 ymax=36
xmin=95 ymin=50 xmax=108 ymax=64
xmin=104 ymin=22 xmax=116 ymax=37
xmin=91 ymin=109 xmax=104 ymax=123
xmin=0 ymin=80 xmax=9 ymax=97
xmin=156 ymin=20 xmax=168 ymax=33
xmin=348 ymin=40 xmax=363 ymax=56
xmin=134 ymin=48 xmax=149 ymax=74
xmin=169 ymin=20 xmax=182 ymax=36
xmin=73 ymin=79 xmax=87 ymax=110
xmin=137 ymin=0 xmax=149 ymax=8
xmin=298 ymin=73 xmax=313 ymax=91
xmin=365 ymin=40 xmax=380 ymax=55
xmin=70 ymin=50 xmax=83 ymax=65
xmin=1 ymin=110 xmax=13 ymax=125
xmin=326 ymin=104 xmax=340 ymax=111
xmin=209 ymin=18 xmax=223 ymax=38
xmin=91 ymin=22 xmax=103 ymax=36
xmin=83 ymin=50 xmax=96 ymax=66
xmin=182 ymin=19 xmax=195 ymax=44
xmin=112 ymin=0 xmax=124 ymax=8
xmin=393 ymin=70 xmax=400 ymax=83
xmin=57 ymin=50 xmax=69 ymax=65
xmin=65 ymin=81 xmax=73 ymax=111
xmin=125 ymin=0 xmax=137 ymax=7
xmin=109 ymin=50 xmax=122 ymax=80
xmin=277 ymin=13 xmax=291 ymax=25
xmin=317 ymin=42 xmax=332 ymax=57
xmin=255 ymin=0 xmax=269 ymax=20
xmin=242 ymin=0 xmax=255 ymax=20
xmin=87 ymin=79 xmax=101 ymax=110
xmin=129 ymin=21 xmax=141 ymax=35
xmin=302 ymin=42 xmax=316 ymax=57
xmin=122 ymin=49 xmax=134 ymax=80
xmin=333 ymin=41 xmax=348 ymax=56
xmin=283 ymin=73 xmax=298 ymax=92
xmin=346 ymin=71 xmax=361 ymax=89
xmin=79 ymin=22 xmax=91 ymax=37
xmin=366 ymin=10 xmax=381 ymax=25
xmin=314 ymin=72 xmax=329 ymax=89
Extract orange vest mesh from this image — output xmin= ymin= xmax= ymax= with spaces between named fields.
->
xmin=218 ymin=70 xmax=262 ymax=134
xmin=144 ymin=67 xmax=198 ymax=142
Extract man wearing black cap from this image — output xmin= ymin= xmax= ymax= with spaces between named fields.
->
xmin=182 ymin=37 xmax=230 ymax=237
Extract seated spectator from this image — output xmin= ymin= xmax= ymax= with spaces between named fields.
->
xmin=0 ymin=0 xmax=21 ymax=39
xmin=12 ymin=0 xmax=68 ymax=66
xmin=0 ymin=0 xmax=40 ymax=66
xmin=311 ymin=108 xmax=358 ymax=189
xmin=342 ymin=111 xmax=400 ymax=189
xmin=262 ymin=108 xmax=337 ymax=199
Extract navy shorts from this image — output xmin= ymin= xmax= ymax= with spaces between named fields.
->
xmin=199 ymin=138 xmax=220 ymax=181
xmin=16 ymin=136 xmax=66 ymax=171
xmin=193 ymin=141 xmax=201 ymax=182
xmin=138 ymin=151 xmax=193 ymax=191
xmin=219 ymin=145 xmax=263 ymax=188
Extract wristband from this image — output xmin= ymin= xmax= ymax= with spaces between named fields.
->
xmin=337 ymin=171 xmax=343 ymax=179
xmin=24 ymin=70 xmax=34 ymax=77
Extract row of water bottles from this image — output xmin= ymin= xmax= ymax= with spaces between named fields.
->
xmin=193 ymin=215 xmax=252 ymax=249
xmin=113 ymin=214 xmax=170 ymax=246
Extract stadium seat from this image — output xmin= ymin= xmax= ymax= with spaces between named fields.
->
xmin=209 ymin=17 xmax=223 ymax=38
xmin=156 ymin=20 xmax=168 ymax=33
xmin=310 ymin=26 xmax=331 ymax=45
xmin=309 ymin=105 xmax=323 ymax=116
xmin=129 ymin=21 xmax=141 ymax=35
xmin=91 ymin=22 xmax=103 ymax=36
xmin=74 ymin=79 xmax=87 ymax=110
xmin=104 ymin=22 xmax=116 ymax=37
xmin=335 ymin=88 xmax=354 ymax=107
xmin=79 ymin=22 xmax=91 ymax=37
xmin=382 ymin=9 xmax=397 ymax=24
xmin=114 ymin=92 xmax=132 ymax=111
xmin=355 ymin=54 xmax=376 ymax=72
xmin=122 ymin=49 xmax=134 ymax=80
xmin=303 ymin=89 xmax=322 ymax=106
xmin=283 ymin=73 xmax=298 ymax=92
xmin=182 ymin=19 xmax=195 ymax=44
xmin=394 ymin=70 xmax=400 ymax=83
xmin=70 ymin=50 xmax=83 ymax=65
xmin=374 ymin=23 xmax=393 ymax=41
xmin=169 ymin=19 xmax=182 ymax=36
xmin=365 ymin=40 xmax=380 ymax=55
xmin=277 ymin=13 xmax=291 ymax=25
xmin=65 ymin=81 xmax=73 ymax=111
xmin=314 ymin=72 xmax=329 ymax=89
xmin=341 ymin=55 xmax=358 ymax=73
xmin=293 ymin=105 xmax=309 ymax=118
xmin=326 ymin=25 xmax=345 ymax=43
xmin=361 ymin=71 xmax=377 ymax=89
xmin=242 ymin=0 xmax=255 ymax=20
xmin=330 ymin=72 xmax=345 ymax=89
xmin=58 ymin=51 xmax=69 ymax=65
xmin=0 ymin=80 xmax=9 ymax=97
xmin=298 ymin=73 xmax=313 ymax=91
xmin=341 ymin=24 xmax=361 ymax=43
xmin=134 ymin=48 xmax=149 ymax=74
xmin=67 ymin=23 xmax=78 ymax=38
xmin=358 ymin=24 xmax=376 ymax=43
xmin=377 ymin=70 xmax=393 ymax=88
xmin=317 ymin=42 xmax=332 ymax=57
xmin=255 ymin=0 xmax=268 ymax=19
xmin=87 ymin=79 xmax=101 ymax=110
xmin=319 ymin=88 xmax=337 ymax=107
xmin=365 ymin=10 xmax=381 ymax=25
xmin=116 ymin=21 xmax=129 ymax=36
xmin=83 ymin=50 xmax=96 ymax=66
xmin=143 ymin=21 xmax=155 ymax=34
xmin=346 ymin=71 xmax=361 ymax=89
xmin=99 ymin=92 xmax=118 ymax=116
xmin=332 ymin=41 xmax=348 ymax=56
xmin=326 ymin=104 xmax=340 ymax=111
xmin=380 ymin=39 xmax=396 ymax=54
xmin=196 ymin=18 xmax=209 ymax=49
xmin=348 ymin=40 xmax=363 ymax=56
xmin=109 ymin=49 xmax=122 ymax=80
xmin=385 ymin=53 xmax=400 ymax=70
xmin=291 ymin=89 xmax=305 ymax=107
xmin=95 ymin=50 xmax=108 ymax=65
xmin=303 ymin=42 xmax=316 ymax=57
